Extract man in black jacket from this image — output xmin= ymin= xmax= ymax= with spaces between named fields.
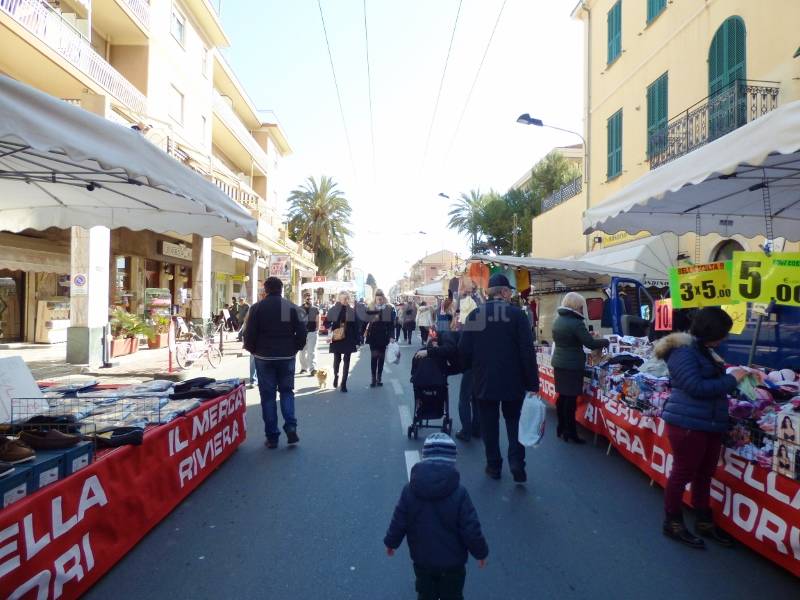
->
xmin=458 ymin=273 xmax=539 ymax=482
xmin=243 ymin=277 xmax=307 ymax=449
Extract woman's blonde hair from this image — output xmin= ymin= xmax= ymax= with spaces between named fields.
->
xmin=560 ymin=292 xmax=588 ymax=318
xmin=338 ymin=291 xmax=351 ymax=305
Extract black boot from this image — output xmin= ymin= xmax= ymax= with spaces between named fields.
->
xmin=370 ymin=377 xmax=377 ymax=388
xmin=663 ymin=515 xmax=705 ymax=549
xmin=555 ymin=397 xmax=565 ymax=439
xmin=341 ymin=375 xmax=348 ymax=393
xmin=564 ymin=396 xmax=586 ymax=444
xmin=695 ymin=510 xmax=735 ymax=547
xmin=333 ymin=373 xmax=339 ymax=389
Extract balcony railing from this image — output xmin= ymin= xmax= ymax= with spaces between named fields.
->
xmin=120 ymin=0 xmax=151 ymax=30
xmin=1 ymin=0 xmax=147 ymax=114
xmin=648 ymin=80 xmax=779 ymax=169
xmin=212 ymin=90 xmax=270 ymax=174
xmin=541 ymin=176 xmax=582 ymax=213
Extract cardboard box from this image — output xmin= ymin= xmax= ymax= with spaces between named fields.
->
xmin=1 ymin=464 xmax=33 ymax=508
xmin=63 ymin=441 xmax=94 ymax=475
xmin=28 ymin=450 xmax=66 ymax=493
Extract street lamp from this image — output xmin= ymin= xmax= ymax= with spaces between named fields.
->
xmin=438 ymin=193 xmax=450 ymax=199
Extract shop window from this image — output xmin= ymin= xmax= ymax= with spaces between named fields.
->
xmin=144 ymin=259 xmax=161 ymax=289
xmin=607 ymin=1 xmax=622 ymax=64
xmin=607 ymin=109 xmax=623 ymax=179
xmin=114 ymin=256 xmax=132 ymax=310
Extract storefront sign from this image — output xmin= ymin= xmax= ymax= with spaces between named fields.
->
xmin=731 ymin=252 xmax=800 ymax=307
xmin=0 ymin=387 xmax=247 ymax=599
xmin=668 ymin=261 xmax=732 ymax=308
xmin=654 ymin=298 xmax=672 ymax=331
xmin=312 ymin=276 xmax=327 ymax=283
xmin=161 ymin=241 xmax=193 ymax=262
xmin=269 ymin=255 xmax=292 ymax=285
xmin=71 ymin=273 xmax=88 ymax=297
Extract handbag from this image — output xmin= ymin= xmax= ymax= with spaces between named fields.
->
xmin=331 ymin=325 xmax=346 ymax=342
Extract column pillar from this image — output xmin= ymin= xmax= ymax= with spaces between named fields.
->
xmin=248 ymin=253 xmax=259 ymax=304
xmin=191 ymin=235 xmax=212 ymax=326
xmin=67 ymin=226 xmax=110 ymax=365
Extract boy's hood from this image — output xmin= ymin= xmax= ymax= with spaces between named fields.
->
xmin=409 ymin=461 xmax=459 ymax=500
xmin=654 ymin=332 xmax=694 ymax=360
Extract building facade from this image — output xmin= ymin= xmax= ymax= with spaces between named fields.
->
xmin=0 ymin=0 xmax=315 ymax=355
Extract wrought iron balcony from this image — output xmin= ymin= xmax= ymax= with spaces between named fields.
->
xmin=0 ymin=0 xmax=147 ymax=114
xmin=648 ymin=80 xmax=779 ymax=169
xmin=541 ymin=176 xmax=582 ymax=213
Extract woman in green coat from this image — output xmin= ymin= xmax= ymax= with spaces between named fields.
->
xmin=551 ymin=292 xmax=609 ymax=443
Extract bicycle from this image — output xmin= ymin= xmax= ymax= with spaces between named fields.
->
xmin=174 ymin=321 xmax=223 ymax=369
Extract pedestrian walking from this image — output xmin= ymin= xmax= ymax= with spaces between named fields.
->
xmin=550 ymin=292 xmax=609 ymax=444
xmin=299 ymin=293 xmax=320 ymax=375
xmin=655 ymin=307 xmax=748 ymax=548
xmin=395 ymin=302 xmax=405 ymax=342
xmin=356 ymin=297 xmax=368 ymax=346
xmin=458 ymin=273 xmax=539 ymax=482
xmin=403 ymin=301 xmax=418 ymax=345
xmin=327 ymin=292 xmax=359 ymax=393
xmin=235 ymin=297 xmax=250 ymax=341
xmin=243 ymin=277 xmax=307 ymax=449
xmin=384 ymin=433 xmax=488 ymax=600
xmin=417 ymin=301 xmax=434 ymax=346
xmin=365 ymin=289 xmax=396 ymax=387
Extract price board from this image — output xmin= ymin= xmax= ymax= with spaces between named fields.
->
xmin=731 ymin=252 xmax=800 ymax=307
xmin=654 ymin=298 xmax=673 ymax=331
xmin=668 ymin=262 xmax=733 ymax=308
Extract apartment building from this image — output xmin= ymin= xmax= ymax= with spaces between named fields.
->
xmin=531 ymin=0 xmax=800 ymax=278
xmin=0 ymin=0 xmax=315 ymax=353
xmin=409 ymin=250 xmax=461 ymax=287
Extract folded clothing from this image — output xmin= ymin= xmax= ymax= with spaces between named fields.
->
xmin=170 ymin=383 xmax=236 ymax=400
xmin=173 ymin=377 xmax=216 ymax=394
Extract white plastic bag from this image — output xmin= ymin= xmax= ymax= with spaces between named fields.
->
xmin=518 ymin=392 xmax=546 ymax=447
xmin=386 ymin=340 xmax=401 ymax=365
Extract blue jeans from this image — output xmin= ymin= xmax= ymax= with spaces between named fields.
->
xmin=254 ymin=358 xmax=297 ymax=440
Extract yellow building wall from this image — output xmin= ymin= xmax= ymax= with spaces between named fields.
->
xmin=531 ymin=193 xmax=587 ymax=259
xmin=577 ymin=0 xmax=800 ymax=262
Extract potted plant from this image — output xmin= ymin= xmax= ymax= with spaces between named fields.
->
xmin=110 ymin=309 xmax=153 ymax=357
xmin=147 ymin=315 xmax=171 ymax=349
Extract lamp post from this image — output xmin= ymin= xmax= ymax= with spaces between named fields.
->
xmin=438 ymin=192 xmax=450 ymax=199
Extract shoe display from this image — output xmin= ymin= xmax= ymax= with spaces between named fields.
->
xmin=19 ymin=429 xmax=81 ymax=450
xmin=484 ymin=465 xmax=501 ymax=480
xmin=94 ymin=427 xmax=144 ymax=448
xmin=663 ymin=517 xmax=705 ymax=549
xmin=286 ymin=430 xmax=299 ymax=445
xmin=0 ymin=437 xmax=36 ymax=464
xmin=0 ymin=461 xmax=14 ymax=479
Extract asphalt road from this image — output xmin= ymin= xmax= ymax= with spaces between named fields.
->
xmin=87 ymin=334 xmax=799 ymax=599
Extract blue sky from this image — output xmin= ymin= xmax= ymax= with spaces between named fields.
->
xmin=218 ymin=0 xmax=583 ymax=288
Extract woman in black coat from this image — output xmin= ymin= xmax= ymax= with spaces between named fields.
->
xmin=327 ymin=292 xmax=359 ymax=392
xmin=365 ymin=289 xmax=396 ymax=387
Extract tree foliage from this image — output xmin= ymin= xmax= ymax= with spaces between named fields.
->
xmin=447 ymin=190 xmax=487 ymax=254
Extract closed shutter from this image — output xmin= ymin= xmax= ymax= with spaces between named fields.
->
xmin=709 ymin=17 xmax=747 ymax=137
xmin=607 ymin=110 xmax=623 ymax=178
xmin=647 ymin=0 xmax=666 ymax=23
xmin=607 ymin=2 xmax=622 ymax=64
xmin=647 ymin=73 xmax=668 ymax=157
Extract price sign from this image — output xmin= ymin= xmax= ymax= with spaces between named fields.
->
xmin=668 ymin=261 xmax=733 ymax=308
xmin=731 ymin=252 xmax=800 ymax=307
xmin=654 ymin=298 xmax=673 ymax=331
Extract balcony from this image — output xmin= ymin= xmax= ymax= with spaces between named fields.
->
xmin=212 ymin=89 xmax=270 ymax=176
xmin=0 ymin=0 xmax=147 ymax=114
xmin=92 ymin=0 xmax=151 ymax=41
xmin=540 ymin=176 xmax=582 ymax=213
xmin=648 ymin=80 xmax=779 ymax=169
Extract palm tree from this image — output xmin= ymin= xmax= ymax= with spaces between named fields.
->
xmin=447 ymin=189 xmax=486 ymax=254
xmin=286 ymin=175 xmax=352 ymax=272
xmin=315 ymin=246 xmax=353 ymax=279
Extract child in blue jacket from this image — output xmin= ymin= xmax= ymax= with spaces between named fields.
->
xmin=384 ymin=433 xmax=488 ymax=599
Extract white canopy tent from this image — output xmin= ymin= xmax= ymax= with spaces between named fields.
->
xmin=0 ymin=75 xmax=257 ymax=240
xmin=583 ymin=100 xmax=800 ymax=241
xmin=415 ymin=280 xmax=447 ymax=297
xmin=578 ymin=234 xmax=677 ymax=287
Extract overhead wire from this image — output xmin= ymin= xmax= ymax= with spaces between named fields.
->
xmin=421 ymin=0 xmax=463 ymax=167
xmin=317 ymin=0 xmax=357 ymax=178
xmin=363 ymin=0 xmax=376 ymax=180
xmin=443 ymin=0 xmax=509 ymax=164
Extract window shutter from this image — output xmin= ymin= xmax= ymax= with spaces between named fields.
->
xmin=647 ymin=74 xmax=668 ymax=157
xmin=607 ymin=110 xmax=623 ymax=178
xmin=608 ymin=2 xmax=622 ymax=63
xmin=647 ymin=0 xmax=666 ymax=23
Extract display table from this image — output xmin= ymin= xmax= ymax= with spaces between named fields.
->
xmin=0 ymin=385 xmax=247 ymax=599
xmin=539 ymin=365 xmax=800 ymax=578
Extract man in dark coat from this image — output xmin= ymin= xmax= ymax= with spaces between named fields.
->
xmin=458 ymin=273 xmax=539 ymax=482
xmin=243 ymin=277 xmax=307 ymax=449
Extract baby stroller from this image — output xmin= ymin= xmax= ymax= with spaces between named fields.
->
xmin=407 ymin=352 xmax=453 ymax=439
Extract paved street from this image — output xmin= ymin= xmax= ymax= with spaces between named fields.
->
xmin=84 ymin=333 xmax=798 ymax=599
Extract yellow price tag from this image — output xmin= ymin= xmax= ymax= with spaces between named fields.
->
xmin=668 ymin=262 xmax=733 ymax=308
xmin=722 ymin=304 xmax=747 ymax=335
xmin=731 ymin=252 xmax=800 ymax=306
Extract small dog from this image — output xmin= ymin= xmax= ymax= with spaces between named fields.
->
xmin=315 ymin=369 xmax=329 ymax=389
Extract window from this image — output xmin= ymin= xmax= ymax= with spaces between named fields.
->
xmin=170 ymin=7 xmax=186 ymax=46
xmin=647 ymin=0 xmax=666 ymax=24
xmin=646 ymin=73 xmax=668 ymax=158
xmin=607 ymin=109 xmax=623 ymax=179
xmin=607 ymin=1 xmax=622 ymax=64
xmin=168 ymin=85 xmax=184 ymax=124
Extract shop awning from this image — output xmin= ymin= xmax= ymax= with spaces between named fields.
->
xmin=415 ymin=280 xmax=447 ymax=297
xmin=578 ymin=234 xmax=677 ymax=287
xmin=468 ymin=255 xmax=641 ymax=288
xmin=0 ymin=76 xmax=257 ymax=241
xmin=300 ymin=281 xmax=356 ymax=294
xmin=583 ymin=99 xmax=800 ymax=241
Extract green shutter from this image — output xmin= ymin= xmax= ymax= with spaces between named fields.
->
xmin=647 ymin=73 xmax=668 ymax=157
xmin=709 ymin=17 xmax=747 ymax=137
xmin=647 ymin=0 xmax=666 ymax=23
xmin=607 ymin=110 xmax=623 ymax=178
xmin=608 ymin=2 xmax=622 ymax=64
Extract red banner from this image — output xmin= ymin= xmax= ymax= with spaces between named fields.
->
xmin=539 ymin=367 xmax=800 ymax=577
xmin=0 ymin=385 xmax=248 ymax=599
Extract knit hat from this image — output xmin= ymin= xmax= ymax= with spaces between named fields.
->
xmin=422 ymin=433 xmax=457 ymax=464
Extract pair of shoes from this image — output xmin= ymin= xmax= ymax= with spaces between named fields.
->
xmin=0 ymin=461 xmax=14 ymax=478
xmin=265 ymin=439 xmax=278 ymax=449
xmin=695 ymin=511 xmax=735 ymax=547
xmin=19 ymin=429 xmax=81 ymax=450
xmin=377 ymin=380 xmax=383 ymax=387
xmin=663 ymin=517 xmax=705 ymax=549
xmin=511 ymin=468 xmax=527 ymax=483
xmin=285 ymin=430 xmax=300 ymax=445
xmin=0 ymin=437 xmax=35 ymax=464
xmin=454 ymin=430 xmax=471 ymax=442
xmin=485 ymin=465 xmax=501 ymax=480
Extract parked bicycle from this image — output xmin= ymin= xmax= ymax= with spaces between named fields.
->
xmin=174 ymin=320 xmax=223 ymax=369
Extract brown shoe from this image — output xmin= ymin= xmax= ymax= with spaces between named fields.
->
xmin=0 ymin=437 xmax=36 ymax=464
xmin=20 ymin=429 xmax=81 ymax=450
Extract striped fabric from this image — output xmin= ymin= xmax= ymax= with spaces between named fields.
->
xmin=422 ymin=433 xmax=458 ymax=464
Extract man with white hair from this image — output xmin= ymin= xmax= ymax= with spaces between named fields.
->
xmin=458 ymin=273 xmax=539 ymax=482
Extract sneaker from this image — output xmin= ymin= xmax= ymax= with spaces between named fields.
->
xmin=511 ymin=468 xmax=527 ymax=483
xmin=484 ymin=465 xmax=501 ymax=480
xmin=663 ymin=517 xmax=705 ymax=549
xmin=20 ymin=429 xmax=81 ymax=450
xmin=286 ymin=430 xmax=300 ymax=445
xmin=0 ymin=461 xmax=14 ymax=479
xmin=265 ymin=439 xmax=278 ymax=449
xmin=0 ymin=437 xmax=35 ymax=464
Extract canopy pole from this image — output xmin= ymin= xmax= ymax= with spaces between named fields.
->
xmin=761 ymin=170 xmax=774 ymax=253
